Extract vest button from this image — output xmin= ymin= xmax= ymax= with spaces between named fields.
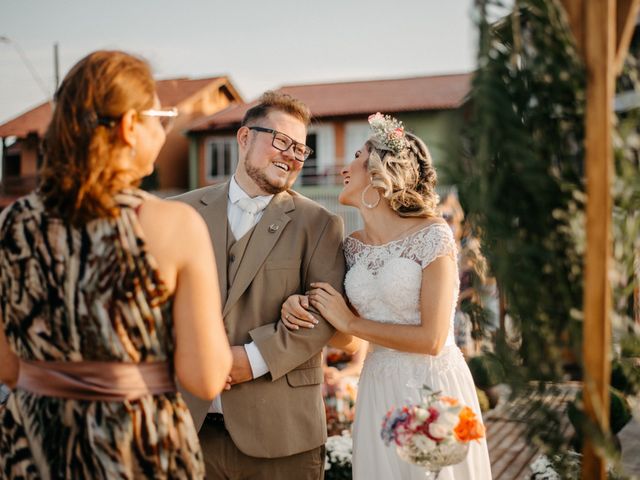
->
xmin=229 ymin=254 xmax=236 ymax=262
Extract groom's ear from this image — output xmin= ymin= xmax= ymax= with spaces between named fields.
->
xmin=237 ymin=126 xmax=250 ymax=149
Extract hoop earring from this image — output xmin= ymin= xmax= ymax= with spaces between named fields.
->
xmin=361 ymin=184 xmax=380 ymax=209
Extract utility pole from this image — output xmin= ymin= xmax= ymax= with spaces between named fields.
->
xmin=54 ymin=42 xmax=60 ymax=91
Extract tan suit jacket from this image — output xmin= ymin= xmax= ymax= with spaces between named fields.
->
xmin=174 ymin=182 xmax=345 ymax=458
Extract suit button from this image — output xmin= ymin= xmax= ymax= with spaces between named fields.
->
xmin=229 ymin=254 xmax=235 ymax=262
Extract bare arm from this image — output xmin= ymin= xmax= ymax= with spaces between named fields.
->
xmin=309 ymin=254 xmax=457 ymax=356
xmin=328 ymin=331 xmax=361 ymax=354
xmin=148 ymin=201 xmax=232 ymax=400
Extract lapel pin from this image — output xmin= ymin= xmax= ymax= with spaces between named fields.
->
xmin=268 ymin=224 xmax=279 ymax=233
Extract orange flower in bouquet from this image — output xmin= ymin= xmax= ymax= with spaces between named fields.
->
xmin=453 ymin=406 xmax=485 ymax=442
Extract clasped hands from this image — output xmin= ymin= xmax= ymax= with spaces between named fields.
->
xmin=225 ymin=283 xmax=355 ymax=391
xmin=281 ymin=282 xmax=357 ymax=333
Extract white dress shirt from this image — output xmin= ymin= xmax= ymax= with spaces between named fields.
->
xmin=209 ymin=176 xmax=273 ymax=414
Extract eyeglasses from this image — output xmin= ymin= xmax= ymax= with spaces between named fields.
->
xmin=248 ymin=126 xmax=313 ymax=162
xmin=139 ymin=107 xmax=178 ymax=132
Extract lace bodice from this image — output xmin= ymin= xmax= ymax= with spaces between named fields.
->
xmin=344 ymin=223 xmax=458 ymax=347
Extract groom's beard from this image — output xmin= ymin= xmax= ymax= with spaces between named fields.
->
xmin=243 ymin=145 xmax=296 ymax=195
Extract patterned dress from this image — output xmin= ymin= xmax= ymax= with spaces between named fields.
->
xmin=0 ymin=190 xmax=204 ymax=479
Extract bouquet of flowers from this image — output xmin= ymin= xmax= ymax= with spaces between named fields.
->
xmin=381 ymin=387 xmax=485 ymax=478
xmin=324 ymin=431 xmax=353 ymax=480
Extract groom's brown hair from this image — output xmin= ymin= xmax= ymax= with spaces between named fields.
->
xmin=241 ymin=91 xmax=311 ymax=127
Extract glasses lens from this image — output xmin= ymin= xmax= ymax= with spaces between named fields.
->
xmin=293 ymin=145 xmax=308 ymax=161
xmin=160 ymin=115 xmax=176 ymax=132
xmin=272 ymin=132 xmax=292 ymax=151
xmin=139 ymin=108 xmax=177 ymax=132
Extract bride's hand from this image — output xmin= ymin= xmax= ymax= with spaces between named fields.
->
xmin=280 ymin=294 xmax=319 ymax=330
xmin=308 ymin=282 xmax=356 ymax=333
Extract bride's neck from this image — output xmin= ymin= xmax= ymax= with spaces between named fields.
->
xmin=360 ymin=205 xmax=418 ymax=245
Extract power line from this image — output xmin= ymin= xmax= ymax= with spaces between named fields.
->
xmin=0 ymin=36 xmax=52 ymax=101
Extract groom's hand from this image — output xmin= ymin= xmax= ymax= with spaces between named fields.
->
xmin=229 ymin=346 xmax=253 ymax=385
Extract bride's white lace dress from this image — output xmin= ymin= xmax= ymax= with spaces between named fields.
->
xmin=345 ymin=223 xmax=492 ymax=479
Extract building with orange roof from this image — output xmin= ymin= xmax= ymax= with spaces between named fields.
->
xmin=186 ymin=73 xmax=471 ymax=190
xmin=0 ymin=75 xmax=243 ymax=208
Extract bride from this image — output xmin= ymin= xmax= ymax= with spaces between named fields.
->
xmin=281 ymin=114 xmax=491 ymax=479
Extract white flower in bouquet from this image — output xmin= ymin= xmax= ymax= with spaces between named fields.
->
xmin=412 ymin=433 xmax=437 ymax=452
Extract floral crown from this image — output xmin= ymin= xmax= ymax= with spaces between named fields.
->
xmin=368 ymin=112 xmax=409 ymax=155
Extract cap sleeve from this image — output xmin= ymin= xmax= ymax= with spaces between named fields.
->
xmin=411 ymin=223 xmax=458 ymax=269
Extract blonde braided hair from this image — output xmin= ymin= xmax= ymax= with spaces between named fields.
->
xmin=366 ymin=131 xmax=439 ymax=217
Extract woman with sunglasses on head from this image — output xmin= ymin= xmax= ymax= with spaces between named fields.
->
xmin=0 ymin=50 xmax=231 ymax=479
xmin=281 ymin=114 xmax=491 ymax=479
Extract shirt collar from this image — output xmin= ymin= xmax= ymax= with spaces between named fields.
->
xmin=229 ymin=175 xmax=274 ymax=204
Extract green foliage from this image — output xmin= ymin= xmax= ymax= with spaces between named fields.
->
xmin=620 ymin=335 xmax=640 ymax=358
xmin=476 ymin=387 xmax=491 ymax=412
xmin=468 ymin=353 xmax=506 ymax=389
xmin=610 ymin=358 xmax=640 ymax=396
xmin=444 ymin=0 xmax=640 ymax=469
xmin=448 ymin=0 xmax=585 ymax=385
xmin=567 ymin=387 xmax=632 ymax=450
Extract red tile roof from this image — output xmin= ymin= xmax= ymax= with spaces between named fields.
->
xmin=155 ymin=77 xmax=225 ymax=106
xmin=0 ymin=102 xmax=52 ymax=138
xmin=0 ymin=76 xmax=232 ymax=138
xmin=189 ymin=72 xmax=472 ymax=133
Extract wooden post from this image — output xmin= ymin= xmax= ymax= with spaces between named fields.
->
xmin=558 ymin=1 xmax=640 ymax=477
xmin=560 ymin=0 xmax=584 ymax=56
xmin=615 ymin=0 xmax=640 ymax=73
xmin=582 ymin=1 xmax=615 ymax=478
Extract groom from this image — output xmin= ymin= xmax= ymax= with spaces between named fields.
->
xmin=174 ymin=91 xmax=345 ymax=479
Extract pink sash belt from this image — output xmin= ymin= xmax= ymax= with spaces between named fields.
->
xmin=17 ymin=359 xmax=176 ymax=401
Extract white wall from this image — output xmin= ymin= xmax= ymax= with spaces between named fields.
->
xmin=344 ymin=121 xmax=370 ymax=163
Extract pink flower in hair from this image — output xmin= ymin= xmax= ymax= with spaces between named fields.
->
xmin=368 ymin=112 xmax=384 ymax=123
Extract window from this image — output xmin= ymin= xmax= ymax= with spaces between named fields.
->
xmin=4 ymin=153 xmax=20 ymax=177
xmin=205 ymin=137 xmax=237 ymax=182
xmin=295 ymin=126 xmax=335 ymax=186
xmin=300 ymin=133 xmax=319 ymax=186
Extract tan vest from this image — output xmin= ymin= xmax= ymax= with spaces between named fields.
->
xmin=226 ymin=223 xmax=255 ymax=289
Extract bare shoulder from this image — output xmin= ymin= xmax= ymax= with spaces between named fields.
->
xmin=421 ymin=217 xmax=448 ymax=229
xmin=349 ymin=229 xmax=366 ymax=242
xmin=138 ymin=197 xmax=208 ymax=243
xmin=142 ymin=195 xmax=200 ymax=222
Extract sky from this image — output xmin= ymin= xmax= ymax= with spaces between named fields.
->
xmin=1 ymin=0 xmax=478 ymax=124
